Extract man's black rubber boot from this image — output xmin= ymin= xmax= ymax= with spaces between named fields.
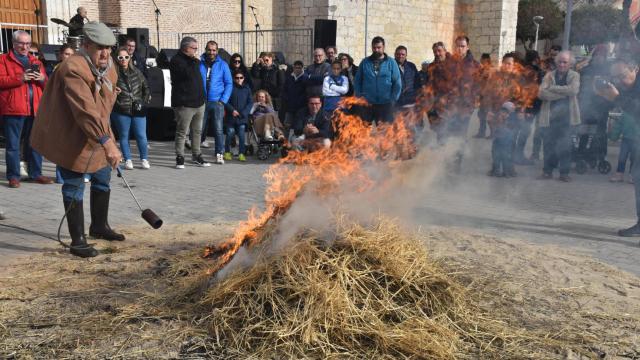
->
xmin=618 ymin=223 xmax=640 ymax=237
xmin=89 ymin=190 xmax=125 ymax=241
xmin=64 ymin=200 xmax=98 ymax=258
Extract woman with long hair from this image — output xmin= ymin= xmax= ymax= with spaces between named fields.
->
xmin=228 ymin=53 xmax=253 ymax=91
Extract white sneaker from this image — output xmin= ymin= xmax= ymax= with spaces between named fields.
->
xmin=124 ymin=159 xmax=134 ymax=170
xmin=201 ymin=141 xmax=211 ymax=148
xmin=83 ymin=176 xmax=90 ymax=183
xmin=141 ymin=159 xmax=151 ymax=169
xmin=19 ymin=161 xmax=28 ymax=178
xmin=216 ymin=153 xmax=225 ymax=164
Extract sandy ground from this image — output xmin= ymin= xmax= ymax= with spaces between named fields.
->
xmin=0 ymin=222 xmax=639 ymax=359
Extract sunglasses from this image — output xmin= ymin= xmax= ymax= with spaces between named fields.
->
xmin=232 ymin=60 xmax=241 ymax=63
xmin=234 ymin=76 xmax=244 ymax=80
xmin=117 ymin=55 xmax=130 ymax=61
xmin=29 ymin=51 xmax=39 ymax=56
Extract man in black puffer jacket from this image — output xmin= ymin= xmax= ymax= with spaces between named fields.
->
xmin=170 ymin=36 xmax=209 ymax=169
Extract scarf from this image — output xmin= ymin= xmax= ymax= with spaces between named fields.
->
xmin=78 ymin=49 xmax=113 ymax=93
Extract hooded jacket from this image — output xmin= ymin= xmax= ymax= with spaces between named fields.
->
xmin=354 ymin=53 xmax=402 ymax=105
xmin=199 ymin=54 xmax=233 ymax=103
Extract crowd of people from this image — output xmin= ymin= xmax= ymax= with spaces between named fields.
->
xmin=2 ymin=20 xmax=640 ymax=258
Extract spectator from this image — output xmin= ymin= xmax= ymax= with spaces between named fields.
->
xmin=125 ymin=37 xmax=146 ymax=74
xmin=111 ymin=47 xmax=151 ymax=170
xmin=291 ymin=95 xmax=332 ymax=150
xmin=418 ymin=60 xmax=429 ymax=87
xmin=542 ymin=45 xmax=562 ymax=72
xmin=228 ymin=53 xmax=253 ymax=90
xmin=537 ymin=51 xmax=581 ymax=182
xmin=524 ymin=50 xmax=546 ymax=163
xmin=29 ymin=42 xmax=52 ymax=76
xmin=425 ymin=41 xmax=451 ymax=131
xmin=0 ymin=30 xmax=52 ymax=188
xmin=223 ymin=69 xmax=253 ymax=162
xmin=251 ymin=52 xmax=285 ymax=109
xmin=53 ymin=44 xmax=75 ymax=72
xmin=281 ymin=60 xmax=307 ymax=136
xmin=199 ymin=40 xmax=232 ymax=164
xmin=608 ymin=112 xmax=637 ymax=183
xmin=474 ymin=53 xmax=493 ymax=138
xmin=322 ymin=60 xmax=349 ymax=115
xmin=339 ymin=53 xmax=358 ymax=96
xmin=170 ymin=36 xmax=209 ymax=169
xmin=488 ymin=102 xmax=518 ymax=177
xmin=394 ymin=45 xmax=420 ymax=108
xmin=595 ymin=58 xmax=640 ymax=236
xmin=447 ymin=35 xmax=480 ymax=137
xmin=304 ymin=48 xmax=331 ymax=97
xmin=251 ymin=89 xmax=285 ymax=141
xmin=325 ymin=46 xmax=338 ymax=63
xmin=354 ymin=36 xmax=402 ymax=124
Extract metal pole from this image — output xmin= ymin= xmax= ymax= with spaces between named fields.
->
xmin=534 ymin=23 xmax=540 ymax=51
xmin=562 ymin=0 xmax=573 ymax=51
xmin=364 ymin=0 xmax=368 ymax=58
xmin=241 ymin=0 xmax=246 ymax=60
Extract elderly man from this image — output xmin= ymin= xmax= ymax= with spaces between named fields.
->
xmin=304 ymin=48 xmax=331 ymax=97
xmin=171 ymin=36 xmax=209 ymax=168
xmin=69 ymin=7 xmax=88 ymax=36
xmin=0 ymin=30 xmax=52 ymax=188
xmin=325 ymin=46 xmax=338 ymax=64
xmin=538 ymin=51 xmax=581 ymax=182
xmin=354 ymin=36 xmax=402 ymax=124
xmin=31 ymin=22 xmax=124 ymax=258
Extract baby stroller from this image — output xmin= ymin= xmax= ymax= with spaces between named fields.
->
xmin=571 ymin=123 xmax=611 ymax=175
xmin=246 ymin=115 xmax=288 ymax=161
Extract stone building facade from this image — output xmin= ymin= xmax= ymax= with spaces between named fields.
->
xmin=50 ymin=0 xmax=517 ymax=64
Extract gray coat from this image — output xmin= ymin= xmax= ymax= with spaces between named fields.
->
xmin=538 ymin=69 xmax=581 ymax=127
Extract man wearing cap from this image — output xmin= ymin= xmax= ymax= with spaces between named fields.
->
xmin=31 ymin=22 xmax=125 ymax=258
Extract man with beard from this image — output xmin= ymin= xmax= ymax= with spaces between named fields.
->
xmin=31 ymin=22 xmax=124 ymax=258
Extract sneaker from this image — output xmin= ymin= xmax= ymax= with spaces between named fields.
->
xmin=618 ymin=223 xmax=640 ymax=237
xmin=216 ymin=153 xmax=225 ymax=165
xmin=193 ymin=154 xmax=211 ymax=167
xmin=19 ymin=161 xmax=28 ymax=178
xmin=8 ymin=179 xmax=20 ymax=188
xmin=609 ymin=172 xmax=624 ymax=182
xmin=124 ymin=159 xmax=134 ymax=170
xmin=223 ymin=152 xmax=233 ymax=161
xmin=558 ymin=175 xmax=572 ymax=183
xmin=141 ymin=159 xmax=151 ymax=169
xmin=201 ymin=141 xmax=211 ymax=148
xmin=238 ymin=153 xmax=247 ymax=162
xmin=176 ymin=155 xmax=185 ymax=169
xmin=83 ymin=176 xmax=90 ymax=183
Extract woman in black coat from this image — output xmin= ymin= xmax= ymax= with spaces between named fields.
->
xmin=228 ymin=53 xmax=253 ymax=91
xmin=339 ymin=53 xmax=358 ymax=96
xmin=223 ymin=69 xmax=254 ymax=161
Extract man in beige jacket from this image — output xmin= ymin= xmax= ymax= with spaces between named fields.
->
xmin=31 ymin=22 xmax=124 ymax=258
xmin=537 ymin=51 xmax=581 ymax=182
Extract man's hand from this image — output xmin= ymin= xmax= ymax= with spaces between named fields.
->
xmin=32 ymin=71 xmax=45 ymax=82
xmin=232 ymin=110 xmax=240 ymax=117
xmin=304 ymin=124 xmax=319 ymax=136
xmin=115 ymin=87 xmax=122 ymax=95
xmin=22 ymin=71 xmax=36 ymax=82
xmin=102 ymin=139 xmax=123 ymax=169
xmin=594 ymin=82 xmax=620 ymax=101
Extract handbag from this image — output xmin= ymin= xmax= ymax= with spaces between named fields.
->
xmin=132 ymin=99 xmax=147 ymax=116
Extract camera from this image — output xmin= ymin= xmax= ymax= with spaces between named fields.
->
xmin=594 ymin=77 xmax=611 ymax=90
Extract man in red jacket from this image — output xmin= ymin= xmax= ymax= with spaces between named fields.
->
xmin=0 ymin=30 xmax=52 ymax=188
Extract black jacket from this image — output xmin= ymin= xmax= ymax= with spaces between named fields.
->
xmin=224 ymin=83 xmax=253 ymax=126
xmin=341 ymin=65 xmax=358 ymax=96
xmin=397 ymin=60 xmax=420 ymax=106
xmin=292 ymin=108 xmax=332 ymax=139
xmin=114 ymin=65 xmax=151 ymax=116
xmin=282 ymin=72 xmax=307 ymax=113
xmin=169 ymin=51 xmax=205 ymax=108
xmin=251 ymin=63 xmax=285 ymax=99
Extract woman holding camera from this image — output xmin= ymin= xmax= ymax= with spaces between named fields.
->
xmin=111 ymin=47 xmax=151 ymax=169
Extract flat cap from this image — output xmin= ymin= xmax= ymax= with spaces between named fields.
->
xmin=83 ymin=21 xmax=116 ymax=46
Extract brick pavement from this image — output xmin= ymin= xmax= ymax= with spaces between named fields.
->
xmin=1 ymin=132 xmax=639 ymax=275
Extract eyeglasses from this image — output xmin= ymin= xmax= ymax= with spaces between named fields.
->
xmin=29 ymin=51 xmax=39 ymax=56
xmin=232 ymin=60 xmax=241 ymax=63
xmin=15 ymin=41 xmax=31 ymax=46
xmin=189 ymin=46 xmax=198 ymax=50
xmin=117 ymin=55 xmax=130 ymax=61
xmin=234 ymin=76 xmax=244 ymax=80
xmin=309 ymin=102 xmax=322 ymax=105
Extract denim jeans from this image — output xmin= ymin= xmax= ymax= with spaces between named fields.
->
xmin=58 ymin=165 xmax=110 ymax=202
xmin=225 ymin=124 xmax=246 ymax=154
xmin=110 ymin=112 xmax=149 ymax=161
xmin=513 ymin=116 xmax=533 ymax=161
xmin=617 ymin=137 xmax=636 ymax=173
xmin=492 ymin=127 xmax=515 ymax=173
xmin=542 ymin=122 xmax=572 ymax=176
xmin=3 ymin=115 xmax=42 ymax=180
xmin=204 ymin=101 xmax=225 ymax=154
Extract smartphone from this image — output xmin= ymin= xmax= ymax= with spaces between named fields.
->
xmin=29 ymin=64 xmax=40 ymax=73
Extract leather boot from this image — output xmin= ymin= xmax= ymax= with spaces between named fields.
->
xmin=618 ymin=222 xmax=640 ymax=237
xmin=64 ymin=200 xmax=98 ymax=258
xmin=89 ymin=190 xmax=125 ymax=241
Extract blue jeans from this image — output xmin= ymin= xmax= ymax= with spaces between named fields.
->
xmin=110 ymin=112 xmax=148 ymax=161
xmin=58 ymin=165 xmax=110 ymax=202
xmin=225 ymin=124 xmax=246 ymax=154
xmin=204 ymin=101 xmax=225 ymax=154
xmin=3 ymin=115 xmax=42 ymax=180
xmin=617 ymin=137 xmax=636 ymax=173
xmin=492 ymin=127 xmax=515 ymax=173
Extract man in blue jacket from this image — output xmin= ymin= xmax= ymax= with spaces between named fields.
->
xmin=354 ymin=36 xmax=402 ymax=124
xmin=200 ymin=40 xmax=232 ymax=164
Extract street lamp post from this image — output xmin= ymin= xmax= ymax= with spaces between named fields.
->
xmin=533 ymin=15 xmax=544 ymax=51
xmin=562 ymin=0 xmax=573 ymax=51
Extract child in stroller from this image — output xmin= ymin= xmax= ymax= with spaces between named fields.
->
xmin=248 ymin=90 xmax=287 ymax=160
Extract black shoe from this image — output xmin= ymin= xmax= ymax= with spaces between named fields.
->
xmin=176 ymin=155 xmax=185 ymax=169
xmin=89 ymin=190 xmax=125 ymax=241
xmin=558 ymin=175 xmax=572 ymax=183
xmin=192 ymin=154 xmax=211 ymax=167
xmin=618 ymin=223 xmax=640 ymax=237
xmin=64 ymin=200 xmax=98 ymax=258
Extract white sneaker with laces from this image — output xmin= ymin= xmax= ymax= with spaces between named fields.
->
xmin=124 ymin=159 xmax=134 ymax=170
xmin=201 ymin=141 xmax=211 ymax=148
xmin=216 ymin=153 xmax=225 ymax=165
xmin=141 ymin=159 xmax=151 ymax=169
xmin=19 ymin=161 xmax=28 ymax=178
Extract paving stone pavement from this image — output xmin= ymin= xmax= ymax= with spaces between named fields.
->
xmin=1 ymin=132 xmax=639 ymax=276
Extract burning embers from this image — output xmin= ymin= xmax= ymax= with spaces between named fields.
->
xmin=203 ymin=97 xmax=418 ymax=276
